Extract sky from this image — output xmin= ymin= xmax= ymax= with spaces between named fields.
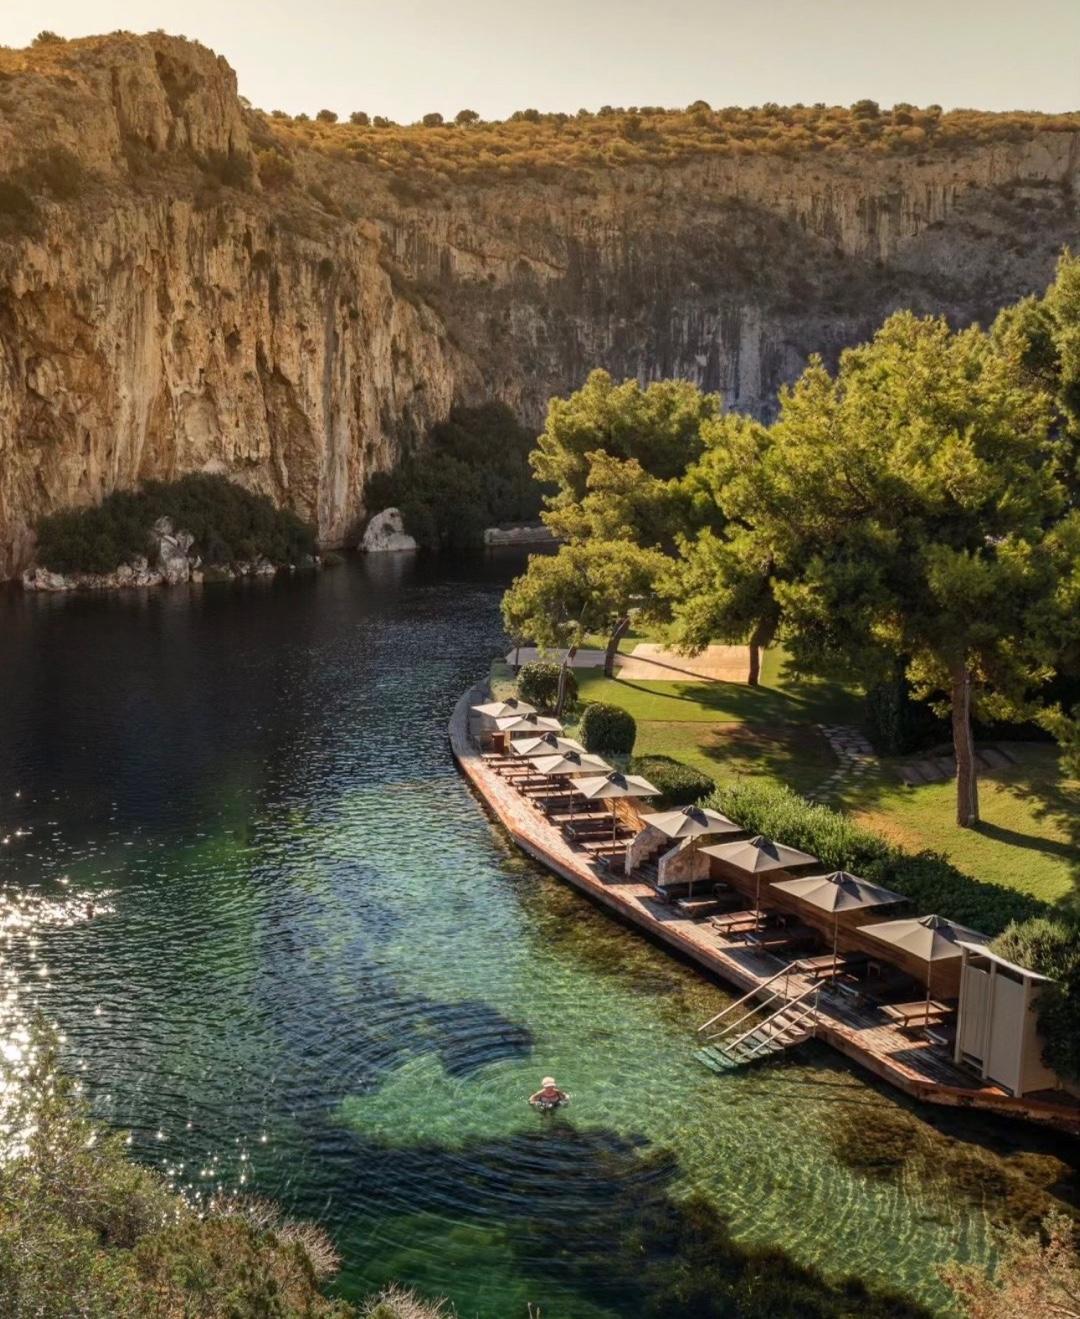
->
xmin=2 ymin=1 xmax=1078 ymax=123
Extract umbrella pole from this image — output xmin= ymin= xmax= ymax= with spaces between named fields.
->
xmin=925 ymin=963 xmax=932 ymax=1030
xmin=755 ymin=875 xmax=761 ymax=930
xmin=832 ymin=917 xmax=839 ymax=978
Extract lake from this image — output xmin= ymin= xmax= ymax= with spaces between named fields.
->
xmin=0 ymin=553 xmax=1074 ymax=1316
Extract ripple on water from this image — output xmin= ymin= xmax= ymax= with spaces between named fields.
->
xmin=0 ymin=557 xmax=1075 ymax=1318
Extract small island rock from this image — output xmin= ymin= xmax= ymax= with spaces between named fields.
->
xmin=361 ymin=508 xmax=418 ymax=553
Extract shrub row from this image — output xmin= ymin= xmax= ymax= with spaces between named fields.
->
xmin=629 ymin=755 xmax=714 ymax=806
xmin=704 ymin=779 xmax=1046 ymax=935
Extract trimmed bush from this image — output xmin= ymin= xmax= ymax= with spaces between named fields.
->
xmin=629 ymin=754 xmax=713 ymax=806
xmin=518 ymin=660 xmax=576 ymax=712
xmin=704 ymin=779 xmax=1045 ymax=934
xmin=579 ymin=702 xmax=636 ymax=755
xmin=993 ymin=916 xmax=1080 ymax=1081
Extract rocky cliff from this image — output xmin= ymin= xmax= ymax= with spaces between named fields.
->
xmin=0 ymin=32 xmax=1077 ymax=576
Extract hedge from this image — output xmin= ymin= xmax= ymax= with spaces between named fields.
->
xmin=518 ymin=660 xmax=576 ymax=713
xmin=993 ymin=916 xmax=1080 ymax=1081
xmin=630 ymin=755 xmax=713 ymax=807
xmin=579 ymin=702 xmax=636 ymax=756
xmin=704 ymin=780 xmax=1046 ymax=935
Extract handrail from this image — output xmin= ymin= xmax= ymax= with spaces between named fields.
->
xmin=707 ymin=982 xmax=821 ymax=1051
xmin=739 ymin=991 xmax=821 ymax=1061
xmin=697 ymin=963 xmax=793 ymax=1034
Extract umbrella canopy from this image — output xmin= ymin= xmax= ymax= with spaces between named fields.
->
xmin=573 ymin=772 xmax=660 ymax=801
xmin=530 ymin=751 xmax=612 ymax=777
xmin=856 ymin=914 xmax=989 ymax=962
xmin=699 ymin=834 xmax=819 ymax=925
xmin=511 ymin=734 xmax=587 ymax=759
xmin=472 ymin=698 xmax=537 ymax=719
xmin=571 ymin=771 xmax=659 ymax=841
xmin=773 ymin=871 xmax=906 ymax=973
xmin=495 ymin=713 xmax=563 ymax=734
xmin=856 ymin=914 xmax=990 ymax=1030
xmin=772 ymin=871 xmax=905 ymax=914
xmin=698 ymin=834 xmax=818 ymax=873
xmin=638 ymin=805 xmax=741 ymax=841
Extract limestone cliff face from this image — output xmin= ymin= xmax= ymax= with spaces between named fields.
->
xmin=0 ymin=33 xmax=1077 ymax=576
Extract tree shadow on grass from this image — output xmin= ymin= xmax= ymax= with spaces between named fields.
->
xmin=598 ymin=674 xmax=861 ymax=727
xmin=835 ymin=750 xmax=1080 ymax=908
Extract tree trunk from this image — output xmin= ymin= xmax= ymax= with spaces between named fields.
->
xmin=747 ymin=617 xmax=775 ymax=687
xmin=604 ymin=617 xmax=630 ymax=679
xmin=951 ymin=662 xmax=980 ymax=828
xmin=555 ymin=646 xmax=578 ymax=718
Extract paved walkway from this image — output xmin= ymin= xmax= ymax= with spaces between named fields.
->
xmin=812 ymin=725 xmax=878 ymax=801
xmin=504 ymin=642 xmax=749 ymax=681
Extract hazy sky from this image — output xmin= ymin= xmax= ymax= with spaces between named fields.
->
xmin=3 ymin=1 xmax=1078 ymax=123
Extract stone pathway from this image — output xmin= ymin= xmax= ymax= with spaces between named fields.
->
xmin=811 ymin=725 xmax=878 ymax=801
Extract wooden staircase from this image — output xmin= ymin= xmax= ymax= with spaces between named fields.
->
xmin=695 ymin=974 xmax=821 ymax=1071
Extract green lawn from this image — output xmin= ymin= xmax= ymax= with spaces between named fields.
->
xmin=573 ymin=662 xmax=863 ymax=728
xmin=843 ymin=745 xmax=1080 ymax=906
xmin=630 ymin=719 xmax=835 ymax=799
xmin=494 ymin=649 xmax=1080 ymax=909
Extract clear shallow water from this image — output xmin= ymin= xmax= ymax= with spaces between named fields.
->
xmin=0 ymin=553 xmax=1076 ymax=1317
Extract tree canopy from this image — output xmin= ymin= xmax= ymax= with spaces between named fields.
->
xmin=669 ymin=283 xmax=1080 ymax=826
xmin=504 ymin=257 xmax=1080 ymax=827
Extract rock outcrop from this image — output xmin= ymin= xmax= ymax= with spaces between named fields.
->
xmin=0 ymin=33 xmax=1077 ymax=576
xmin=361 ymin=508 xmax=417 ymax=553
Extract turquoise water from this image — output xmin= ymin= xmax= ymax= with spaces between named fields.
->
xmin=0 ymin=554 xmax=1075 ymax=1317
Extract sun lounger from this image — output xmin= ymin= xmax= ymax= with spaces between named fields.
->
xmin=674 ymin=895 xmax=729 ymax=920
xmin=743 ymin=923 xmax=817 ymax=956
xmin=797 ymin=952 xmax=869 ymax=980
xmin=879 ymin=999 xmax=955 ymax=1029
xmin=709 ymin=909 xmax=765 ymax=936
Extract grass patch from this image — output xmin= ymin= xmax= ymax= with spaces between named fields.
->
xmin=845 ymin=745 xmax=1080 ymax=906
xmin=574 ymin=664 xmax=862 ymax=727
xmin=635 ymin=720 xmax=835 ymax=798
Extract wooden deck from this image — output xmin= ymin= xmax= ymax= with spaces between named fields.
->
xmin=450 ymin=684 xmax=1080 ymax=1134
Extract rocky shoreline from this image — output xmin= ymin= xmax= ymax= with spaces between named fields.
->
xmin=21 ymin=517 xmax=318 ymax=592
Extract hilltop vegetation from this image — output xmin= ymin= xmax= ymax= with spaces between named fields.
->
xmin=269 ymin=98 xmax=1080 ymax=188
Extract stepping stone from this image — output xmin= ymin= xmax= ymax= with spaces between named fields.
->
xmin=914 ymin=759 xmax=946 ymax=783
xmin=900 ymin=766 xmax=927 ymax=786
xmin=979 ymin=747 xmax=1013 ymax=770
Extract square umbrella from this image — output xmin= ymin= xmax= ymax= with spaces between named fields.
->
xmin=855 ymin=914 xmax=990 ymax=1028
xmin=495 ymin=713 xmax=563 ymax=735
xmin=510 ymin=734 xmax=588 ymax=760
xmin=573 ymin=772 xmax=660 ymax=840
xmin=698 ymin=835 xmax=819 ymax=923
xmin=471 ymin=698 xmax=537 ymax=719
xmin=637 ymin=806 xmax=743 ymax=895
xmin=529 ymin=751 xmax=613 ymax=819
xmin=771 ymin=871 xmax=905 ymax=974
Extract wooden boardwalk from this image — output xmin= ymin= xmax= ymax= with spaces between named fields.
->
xmin=450 ymin=684 xmax=1080 ymax=1134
